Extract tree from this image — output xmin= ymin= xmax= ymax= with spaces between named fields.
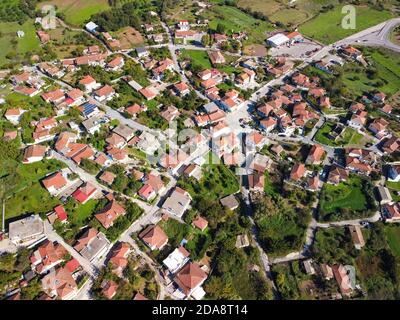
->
xmin=216 ymin=23 xmax=226 ymax=34
xmin=201 ymin=34 xmax=211 ymax=47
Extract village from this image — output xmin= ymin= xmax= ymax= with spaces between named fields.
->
xmin=0 ymin=0 xmax=400 ymax=302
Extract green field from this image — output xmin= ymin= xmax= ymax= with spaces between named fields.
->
xmin=5 ymin=160 xmax=66 ymax=220
xmin=181 ymin=49 xmax=212 ymax=69
xmin=207 ymin=5 xmax=273 ymax=44
xmin=0 ymin=20 xmax=40 ymax=66
xmin=385 ymin=226 xmax=400 ymax=258
xmin=319 ymin=176 xmax=370 ymax=221
xmin=386 ymin=180 xmax=400 ymax=191
xmin=39 ymin=0 xmax=110 ymax=26
xmin=299 ymin=6 xmax=392 ymax=44
xmin=314 ymin=121 xmax=367 ymax=147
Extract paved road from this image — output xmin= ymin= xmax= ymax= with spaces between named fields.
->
xmin=336 ymin=18 xmax=400 ymax=53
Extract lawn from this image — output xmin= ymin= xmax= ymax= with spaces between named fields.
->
xmin=180 ymin=162 xmax=240 ymax=201
xmin=206 ymin=5 xmax=273 ymax=44
xmin=66 ymin=199 xmax=99 ymax=225
xmin=181 ymin=49 xmax=212 ymax=69
xmin=0 ymin=20 xmax=40 ymax=66
xmin=314 ymin=121 xmax=368 ymax=147
xmin=386 ymin=181 xmax=400 ymax=191
xmin=39 ymin=0 xmax=110 ymax=26
xmin=4 ymin=159 xmax=66 ymax=220
xmin=384 ymin=225 xmax=400 ymax=258
xmin=158 ymin=218 xmax=191 ymax=248
xmin=299 ymin=6 xmax=392 ymax=44
xmin=318 ymin=176 xmax=375 ymax=221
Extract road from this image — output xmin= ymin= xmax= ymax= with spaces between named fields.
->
xmin=336 ymin=18 xmax=400 ymax=53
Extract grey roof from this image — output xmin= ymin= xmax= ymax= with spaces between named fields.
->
xmin=113 ymin=124 xmax=135 ymax=141
xmin=377 ymin=186 xmax=392 ymax=202
xmin=79 ymin=232 xmax=109 ymax=261
xmin=220 ymin=194 xmax=239 ymax=210
xmin=9 ymin=215 xmax=44 ymax=242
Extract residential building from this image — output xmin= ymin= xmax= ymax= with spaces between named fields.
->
xmin=139 ymin=225 xmax=168 ymax=250
xmin=162 ymin=187 xmax=192 ymax=218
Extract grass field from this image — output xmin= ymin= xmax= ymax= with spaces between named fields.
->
xmin=181 ymin=49 xmax=212 ymax=69
xmin=299 ymin=6 xmax=392 ymax=44
xmin=342 ymin=49 xmax=400 ymax=96
xmin=314 ymin=121 xmax=367 ymax=147
xmin=66 ymin=199 xmax=99 ymax=225
xmin=386 ymin=181 xmax=400 ymax=191
xmin=385 ymin=225 xmax=400 ymax=258
xmin=319 ymin=176 xmax=367 ymax=215
xmin=0 ymin=20 xmax=40 ymax=65
xmin=5 ymin=160 xmax=66 ymax=220
xmin=206 ymin=5 xmax=273 ymax=44
xmin=39 ymin=0 xmax=110 ymax=26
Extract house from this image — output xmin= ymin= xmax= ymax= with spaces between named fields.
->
xmin=349 ymin=102 xmax=365 ymax=113
xmin=327 ymin=166 xmax=349 ymax=185
xmin=145 ymin=172 xmax=166 ymax=194
xmin=290 ymin=163 xmax=306 ymax=181
xmin=248 ymin=172 xmax=265 ymax=191
xmin=139 ymin=225 xmax=168 ymax=250
xmin=340 ymin=45 xmax=362 ymax=60
xmin=42 ymin=171 xmax=68 ymax=195
xmin=109 ymin=242 xmax=130 ymax=276
xmin=66 ymin=88 xmax=85 ymax=106
xmin=174 ymin=262 xmax=207 ymax=298
xmin=382 ymin=203 xmax=400 ymax=222
xmin=94 ymin=85 xmax=115 ymax=102
xmin=163 ymin=247 xmax=190 ymax=274
xmin=192 ymin=216 xmax=208 ymax=231
xmin=99 ymin=171 xmax=116 ymax=185
xmin=307 ymin=176 xmax=320 ymax=192
xmin=235 ymin=234 xmax=250 ymax=248
xmin=162 ymin=187 xmax=192 ymax=218
xmin=102 ymin=280 xmax=118 ymax=299
xmin=259 ymin=117 xmax=277 ymax=132
xmin=113 ymin=124 xmax=135 ymax=142
xmin=41 ymin=89 xmax=65 ymax=105
xmin=74 ymin=229 xmax=110 ymax=262
xmin=85 ymin=21 xmax=99 ymax=33
xmin=126 ymin=103 xmax=145 ymax=118
xmin=30 ymin=240 xmax=67 ymax=274
xmin=173 ymin=82 xmax=190 ymax=96
xmin=14 ymin=85 xmax=40 ymax=97
xmin=95 ymin=200 xmax=126 ymax=229
xmin=8 ymin=215 xmax=45 ymax=246
xmin=348 ymin=110 xmax=368 ymax=129
xmin=388 ymin=165 xmax=400 ymax=182
xmin=139 ymin=86 xmax=158 ymax=100
xmin=183 ymin=164 xmax=202 ymax=181
xmin=82 ymin=116 xmax=102 ymax=135
xmin=136 ymin=47 xmax=149 ymax=58
xmin=106 ymin=133 xmax=126 ymax=149
xmin=348 ymin=225 xmax=365 ymax=250
xmin=4 ymin=108 xmax=26 ymax=124
xmin=138 ymin=184 xmax=157 ymax=201
xmin=79 ymin=75 xmax=101 ymax=92
xmin=22 ymin=144 xmax=47 ymax=163
xmin=160 ymin=105 xmax=180 ymax=122
xmin=220 ymin=194 xmax=239 ymax=211
xmin=38 ymin=62 xmax=64 ymax=78
xmin=72 ymin=182 xmax=97 ymax=204
xmin=368 ymin=118 xmax=389 ymax=138
xmin=106 ymin=56 xmax=125 ymax=71
xmin=208 ymin=50 xmax=225 ymax=65
xmin=54 ymin=205 xmax=68 ymax=223
xmin=303 ymin=259 xmax=316 ymax=275
xmin=178 ymin=20 xmax=190 ymax=31
xmin=320 ymin=264 xmax=334 ymax=280
xmin=377 ymin=186 xmax=392 ymax=205
xmin=41 ymin=267 xmax=78 ymax=300
xmin=306 ymin=144 xmax=325 ymax=165
xmin=332 ymin=265 xmax=354 ymax=296
xmin=372 ymin=92 xmax=386 ymax=103
xmin=382 ymin=136 xmax=400 ymax=154
xmin=133 ymin=293 xmax=148 ymax=300
xmin=159 ymin=150 xmax=188 ymax=175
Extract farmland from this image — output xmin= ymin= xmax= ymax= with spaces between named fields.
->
xmin=38 ymin=0 xmax=110 ymax=26
xmin=299 ymin=6 xmax=392 ymax=44
xmin=0 ymin=20 xmax=40 ymax=66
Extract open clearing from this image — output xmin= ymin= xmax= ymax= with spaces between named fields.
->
xmin=0 ymin=20 xmax=40 ymax=66
xmin=299 ymin=6 xmax=392 ymax=44
xmin=39 ymin=0 xmax=110 ymax=26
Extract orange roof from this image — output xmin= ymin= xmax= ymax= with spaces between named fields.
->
xmin=139 ymin=225 xmax=168 ymax=249
xmin=42 ymin=172 xmax=67 ymax=190
xmin=174 ymin=262 xmax=207 ymax=295
xmin=95 ymin=200 xmax=126 ymax=229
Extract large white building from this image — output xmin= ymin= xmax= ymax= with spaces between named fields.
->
xmin=267 ymin=33 xmax=290 ymax=47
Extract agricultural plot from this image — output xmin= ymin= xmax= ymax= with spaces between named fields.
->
xmin=299 ymin=6 xmax=392 ymax=44
xmin=38 ymin=0 xmax=110 ymax=26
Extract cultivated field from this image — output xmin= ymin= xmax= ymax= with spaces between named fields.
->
xmin=38 ymin=0 xmax=110 ymax=26
xmin=114 ymin=27 xmax=144 ymax=49
xmin=0 ymin=20 xmax=40 ymax=66
xmin=299 ymin=6 xmax=393 ymax=44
